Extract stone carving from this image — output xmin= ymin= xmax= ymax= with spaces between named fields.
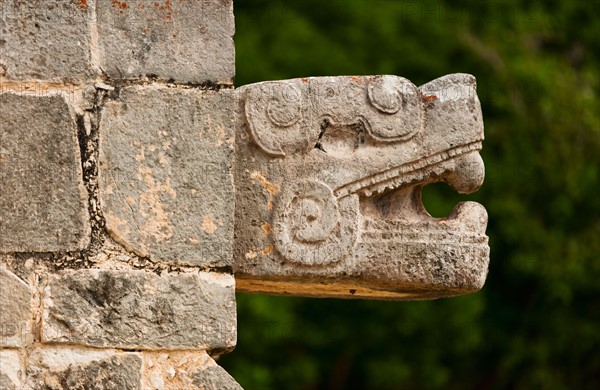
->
xmin=235 ymin=73 xmax=489 ymax=300
xmin=272 ymin=179 xmax=358 ymax=266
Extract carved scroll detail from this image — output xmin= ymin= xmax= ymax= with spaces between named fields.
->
xmin=272 ymin=180 xmax=358 ymax=266
xmin=243 ymin=81 xmax=314 ymax=157
xmin=366 ymin=75 xmax=422 ymax=142
xmin=243 ymin=76 xmax=425 ymax=157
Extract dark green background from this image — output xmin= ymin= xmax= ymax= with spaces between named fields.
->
xmin=220 ymin=1 xmax=600 ymax=389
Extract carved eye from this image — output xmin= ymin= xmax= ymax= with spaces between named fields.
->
xmin=368 ymin=75 xmax=403 ymax=114
xmin=266 ymin=84 xmax=302 ymax=127
xmin=366 ymin=76 xmax=422 ymax=142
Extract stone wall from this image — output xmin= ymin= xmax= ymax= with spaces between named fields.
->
xmin=1 ymin=1 xmax=241 ymax=388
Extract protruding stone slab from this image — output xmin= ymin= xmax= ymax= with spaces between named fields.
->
xmin=0 ymin=350 xmax=23 ymax=389
xmin=234 ymin=74 xmax=489 ymax=300
xmin=0 ymin=94 xmax=90 ymax=253
xmin=0 ymin=1 xmax=94 ymax=81
xmin=42 ymin=269 xmax=237 ymax=351
xmin=25 ymin=348 xmax=141 ymax=389
xmin=99 ymin=87 xmax=234 ymax=267
xmin=97 ymin=0 xmax=235 ymax=83
xmin=0 ymin=269 xmax=33 ymax=347
xmin=142 ymin=351 xmax=242 ymax=390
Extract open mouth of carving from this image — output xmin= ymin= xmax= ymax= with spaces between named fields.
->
xmin=335 ymin=142 xmax=483 ymax=199
xmin=341 ymin=143 xmax=487 ymax=230
xmin=271 ymin=142 xmax=488 ymax=267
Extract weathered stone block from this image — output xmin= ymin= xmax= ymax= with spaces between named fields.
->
xmin=0 ymin=349 xmax=23 ymax=390
xmin=0 ymin=269 xmax=33 ymax=347
xmin=42 ymin=269 xmax=237 ymax=351
xmin=25 ymin=348 xmax=142 ymax=389
xmin=142 ymin=351 xmax=242 ymax=390
xmin=234 ymin=74 xmax=489 ymax=300
xmin=0 ymin=93 xmax=90 ymax=253
xmin=0 ymin=0 xmax=94 ymax=81
xmin=99 ymin=87 xmax=234 ymax=267
xmin=97 ymin=0 xmax=235 ymax=83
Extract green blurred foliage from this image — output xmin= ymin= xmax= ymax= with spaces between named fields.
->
xmin=220 ymin=0 xmax=600 ymax=388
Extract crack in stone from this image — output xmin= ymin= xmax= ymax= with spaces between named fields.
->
xmin=2 ymin=84 xmax=234 ymax=276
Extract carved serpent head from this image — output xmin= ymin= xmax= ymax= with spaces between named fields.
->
xmin=234 ymin=74 xmax=489 ymax=300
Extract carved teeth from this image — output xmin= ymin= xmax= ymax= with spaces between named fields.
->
xmin=336 ymin=143 xmax=481 ymax=199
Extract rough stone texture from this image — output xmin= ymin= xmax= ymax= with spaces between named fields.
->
xmin=97 ymin=0 xmax=235 ymax=83
xmin=0 ymin=350 xmax=23 ymax=389
xmin=234 ymin=74 xmax=489 ymax=300
xmin=42 ymin=269 xmax=237 ymax=351
xmin=99 ymin=86 xmax=234 ymax=267
xmin=0 ymin=0 xmax=94 ymax=82
xmin=0 ymin=93 xmax=90 ymax=253
xmin=25 ymin=348 xmax=142 ymax=389
xmin=142 ymin=351 xmax=242 ymax=390
xmin=0 ymin=269 xmax=33 ymax=347
xmin=191 ymin=360 xmax=243 ymax=390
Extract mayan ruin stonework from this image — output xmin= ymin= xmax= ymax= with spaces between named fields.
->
xmin=0 ymin=1 xmax=488 ymax=388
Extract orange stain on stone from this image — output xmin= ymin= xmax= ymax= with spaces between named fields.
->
xmin=261 ymin=223 xmax=272 ymax=235
xmin=250 ymin=171 xmax=280 ymax=210
xmin=261 ymin=244 xmax=273 ymax=255
xmin=420 ymin=93 xmax=438 ymax=104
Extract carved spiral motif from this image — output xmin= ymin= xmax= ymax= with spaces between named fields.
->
xmin=273 ymin=180 xmax=359 ymax=266
xmin=368 ymin=75 xmax=403 ymax=114
xmin=266 ymin=83 xmax=303 ymax=127
xmin=366 ymin=75 xmax=422 ymax=141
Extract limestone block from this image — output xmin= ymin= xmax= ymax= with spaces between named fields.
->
xmin=0 ymin=269 xmax=33 ymax=347
xmin=142 ymin=351 xmax=242 ymax=390
xmin=97 ymin=0 xmax=235 ymax=83
xmin=99 ymin=86 xmax=234 ymax=267
xmin=0 ymin=0 xmax=94 ymax=81
xmin=0 ymin=350 xmax=23 ymax=389
xmin=41 ymin=269 xmax=237 ymax=351
xmin=25 ymin=348 xmax=142 ymax=389
xmin=234 ymin=74 xmax=489 ymax=300
xmin=0 ymin=94 xmax=90 ymax=253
